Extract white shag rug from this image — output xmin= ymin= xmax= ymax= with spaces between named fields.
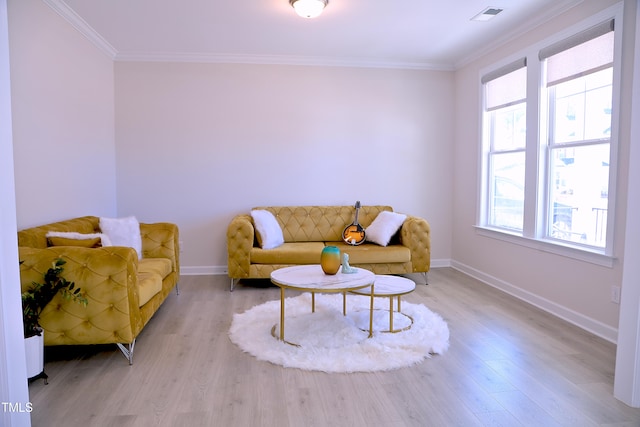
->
xmin=228 ymin=293 xmax=449 ymax=373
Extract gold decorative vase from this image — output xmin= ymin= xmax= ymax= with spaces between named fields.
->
xmin=320 ymin=246 xmax=341 ymax=275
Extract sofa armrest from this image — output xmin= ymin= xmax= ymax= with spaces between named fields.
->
xmin=399 ymin=215 xmax=431 ymax=272
xmin=18 ymin=246 xmax=143 ymax=345
xmin=140 ymin=222 xmax=180 ymax=275
xmin=227 ymin=214 xmax=254 ymax=279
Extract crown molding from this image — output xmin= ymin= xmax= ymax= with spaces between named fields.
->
xmin=42 ymin=0 xmax=452 ymax=71
xmin=43 ymin=0 xmax=117 ymax=59
xmin=113 ymin=51 xmax=454 ymax=71
xmin=43 ymin=0 xmax=585 ymax=71
xmin=454 ymin=0 xmax=584 ymax=69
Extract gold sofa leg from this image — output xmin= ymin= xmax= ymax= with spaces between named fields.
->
xmin=117 ymin=339 xmax=136 ymax=365
xmin=230 ymin=278 xmax=238 ymax=292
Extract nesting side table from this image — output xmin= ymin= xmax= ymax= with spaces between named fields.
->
xmin=270 ymin=265 xmax=376 ymax=344
xmin=350 ymin=275 xmax=416 ymax=333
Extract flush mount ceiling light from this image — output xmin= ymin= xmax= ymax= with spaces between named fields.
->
xmin=471 ymin=7 xmax=504 ymax=22
xmin=289 ymin=0 xmax=328 ymax=19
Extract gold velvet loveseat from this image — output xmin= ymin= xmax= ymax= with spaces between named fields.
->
xmin=18 ymin=216 xmax=180 ymax=364
xmin=227 ymin=205 xmax=430 ymax=291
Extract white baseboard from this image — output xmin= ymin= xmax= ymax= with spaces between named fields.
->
xmin=181 ymin=266 xmax=228 ymax=276
xmin=450 ymin=260 xmax=618 ymax=344
xmin=430 ymin=258 xmax=451 ymax=268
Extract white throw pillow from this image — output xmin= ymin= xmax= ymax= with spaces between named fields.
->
xmin=45 ymin=231 xmax=112 ymax=247
xmin=251 ymin=210 xmax=284 ymax=249
xmin=99 ymin=216 xmax=143 ymax=258
xmin=365 ymin=211 xmax=407 ymax=247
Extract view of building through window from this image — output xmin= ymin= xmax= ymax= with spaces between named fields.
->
xmin=489 ymin=105 xmax=526 ymax=231
xmin=547 ymin=68 xmax=612 ymax=247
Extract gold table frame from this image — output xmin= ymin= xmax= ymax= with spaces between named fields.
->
xmin=349 ymin=274 xmax=416 ymax=333
xmin=270 ymin=265 xmax=376 ymax=345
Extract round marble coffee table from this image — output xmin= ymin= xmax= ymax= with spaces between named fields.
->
xmin=350 ymin=275 xmax=416 ymax=333
xmin=270 ymin=265 xmax=375 ymax=344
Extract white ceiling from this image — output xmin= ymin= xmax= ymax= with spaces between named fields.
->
xmin=49 ymin=0 xmax=583 ymax=70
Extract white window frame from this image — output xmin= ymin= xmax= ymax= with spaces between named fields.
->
xmin=476 ymin=4 xmax=623 ymax=267
xmin=481 ymin=59 xmax=528 ymax=233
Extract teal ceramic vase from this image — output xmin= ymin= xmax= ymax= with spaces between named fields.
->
xmin=320 ymin=246 xmax=341 ymax=275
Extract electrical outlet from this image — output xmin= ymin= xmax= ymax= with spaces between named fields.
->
xmin=179 ymin=240 xmax=184 ymax=253
xmin=611 ymin=285 xmax=621 ymax=304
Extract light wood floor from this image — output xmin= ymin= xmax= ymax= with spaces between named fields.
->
xmin=28 ymin=268 xmax=640 ymax=427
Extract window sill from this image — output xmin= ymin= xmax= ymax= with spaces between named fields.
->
xmin=474 ymin=226 xmax=616 ymax=268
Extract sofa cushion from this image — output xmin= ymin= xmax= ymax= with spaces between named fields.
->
xmin=46 ymin=232 xmax=108 ymax=248
xmin=251 ymin=242 xmax=326 ymax=265
xmin=99 ymin=216 xmax=143 ymax=259
xmin=137 ymin=272 xmax=163 ymax=307
xmin=328 ymin=242 xmax=411 ymax=264
xmin=251 ymin=210 xmax=285 ymax=249
xmin=138 ymin=258 xmax=173 ymax=279
xmin=365 ymin=211 xmax=407 ymax=246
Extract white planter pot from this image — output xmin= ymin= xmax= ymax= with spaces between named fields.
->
xmin=24 ymin=333 xmax=44 ymax=378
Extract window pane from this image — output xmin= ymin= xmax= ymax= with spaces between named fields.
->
xmin=548 ymin=144 xmax=609 ymax=247
xmin=554 ymin=90 xmax=585 ymax=143
xmin=584 ymin=83 xmax=613 ymax=140
xmin=493 ymin=103 xmax=526 ymax=151
xmin=490 ymin=152 xmax=525 ymax=231
xmin=552 ymin=68 xmax=612 ymax=144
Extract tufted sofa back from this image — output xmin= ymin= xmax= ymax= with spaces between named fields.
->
xmin=18 ymin=216 xmax=100 ymax=248
xmin=252 ymin=205 xmax=393 ymax=242
xmin=18 ymin=215 xmax=180 ymax=274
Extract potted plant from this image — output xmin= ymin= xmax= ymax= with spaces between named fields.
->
xmin=21 ymin=258 xmax=88 ymax=381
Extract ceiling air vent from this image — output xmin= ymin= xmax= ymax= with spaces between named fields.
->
xmin=471 ymin=7 xmax=504 ymax=22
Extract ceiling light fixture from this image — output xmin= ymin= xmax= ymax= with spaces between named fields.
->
xmin=289 ymin=0 xmax=328 ymax=19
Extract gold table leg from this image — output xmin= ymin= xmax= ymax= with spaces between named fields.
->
xmin=387 ymin=295 xmax=403 ymax=332
xmin=369 ymin=284 xmax=374 ymax=338
xmin=389 ymin=296 xmax=394 ymax=332
xmin=280 ymin=286 xmax=285 ymax=341
xmin=311 ymin=292 xmax=315 ymax=313
xmin=343 ymin=292 xmax=347 ymax=316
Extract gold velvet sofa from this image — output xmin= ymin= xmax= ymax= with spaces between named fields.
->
xmin=227 ymin=205 xmax=430 ymax=291
xmin=18 ymin=216 xmax=180 ymax=364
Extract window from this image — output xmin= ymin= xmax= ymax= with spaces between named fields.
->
xmin=479 ymin=15 xmax=619 ymax=260
xmin=541 ymin=23 xmax=614 ymax=248
xmin=482 ymin=60 xmax=527 ymax=232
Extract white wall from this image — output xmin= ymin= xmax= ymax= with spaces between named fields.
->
xmin=114 ymin=62 xmax=454 ymax=271
xmin=0 ymin=0 xmax=31 ymax=424
xmin=452 ymin=0 xmax=632 ymax=337
xmin=614 ymin=0 xmax=640 ymax=406
xmin=8 ymin=0 xmax=116 ymax=229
